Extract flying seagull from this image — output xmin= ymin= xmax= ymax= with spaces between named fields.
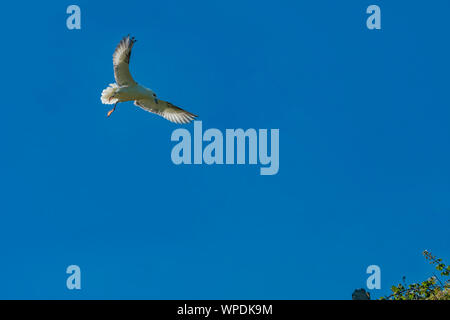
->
xmin=101 ymin=35 xmax=197 ymax=123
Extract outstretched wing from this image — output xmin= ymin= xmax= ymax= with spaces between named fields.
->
xmin=134 ymin=99 xmax=197 ymax=124
xmin=113 ymin=35 xmax=137 ymax=86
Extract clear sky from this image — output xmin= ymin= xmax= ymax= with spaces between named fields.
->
xmin=0 ymin=1 xmax=449 ymax=299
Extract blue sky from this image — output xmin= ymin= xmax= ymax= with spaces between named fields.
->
xmin=0 ymin=0 xmax=449 ymax=299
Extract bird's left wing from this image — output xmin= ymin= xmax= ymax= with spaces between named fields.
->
xmin=134 ymin=99 xmax=197 ymax=124
xmin=113 ymin=35 xmax=137 ymax=86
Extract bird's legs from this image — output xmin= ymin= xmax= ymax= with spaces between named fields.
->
xmin=107 ymin=103 xmax=117 ymax=117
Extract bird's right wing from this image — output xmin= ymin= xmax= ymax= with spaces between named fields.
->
xmin=134 ymin=99 xmax=197 ymax=124
xmin=113 ymin=35 xmax=137 ymax=86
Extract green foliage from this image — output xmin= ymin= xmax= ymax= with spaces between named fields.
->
xmin=381 ymin=250 xmax=450 ymax=300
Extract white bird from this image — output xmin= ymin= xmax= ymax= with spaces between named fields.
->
xmin=101 ymin=35 xmax=198 ymax=123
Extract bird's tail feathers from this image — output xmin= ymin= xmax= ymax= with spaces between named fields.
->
xmin=101 ymin=83 xmax=119 ymax=104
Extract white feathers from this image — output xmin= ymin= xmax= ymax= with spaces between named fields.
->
xmin=113 ymin=36 xmax=137 ymax=86
xmin=134 ymin=99 xmax=197 ymax=124
xmin=100 ymin=35 xmax=198 ymax=123
xmin=100 ymin=83 xmax=119 ymax=104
